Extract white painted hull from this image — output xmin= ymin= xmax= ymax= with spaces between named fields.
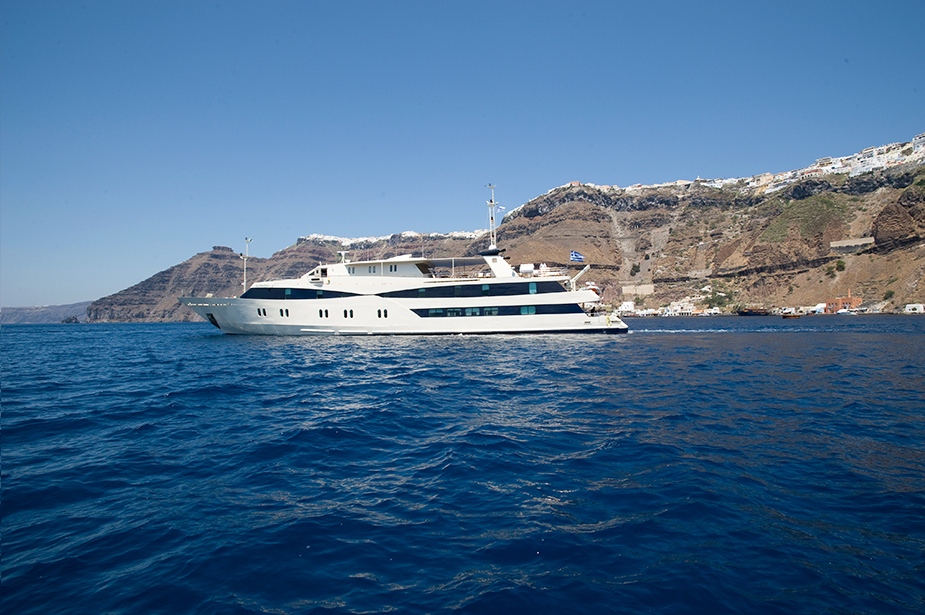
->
xmin=181 ymin=293 xmax=628 ymax=335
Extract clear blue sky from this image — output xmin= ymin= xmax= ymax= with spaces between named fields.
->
xmin=2 ymin=0 xmax=922 ymax=306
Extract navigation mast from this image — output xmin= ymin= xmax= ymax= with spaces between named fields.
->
xmin=242 ymin=237 xmax=252 ymax=292
xmin=486 ymin=184 xmax=498 ymax=250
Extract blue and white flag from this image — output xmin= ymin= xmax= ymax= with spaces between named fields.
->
xmin=570 ymin=250 xmax=585 ymax=263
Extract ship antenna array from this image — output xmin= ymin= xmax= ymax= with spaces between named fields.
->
xmin=486 ymin=184 xmax=498 ymax=249
xmin=242 ymin=237 xmax=252 ymax=292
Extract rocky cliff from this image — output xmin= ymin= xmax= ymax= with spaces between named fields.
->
xmin=496 ymin=165 xmax=924 ymax=310
xmin=85 ymin=163 xmax=925 ymax=322
xmin=0 ymin=301 xmax=93 ymax=324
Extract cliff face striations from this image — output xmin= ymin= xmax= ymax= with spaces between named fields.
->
xmin=85 ymin=163 xmax=925 ymax=322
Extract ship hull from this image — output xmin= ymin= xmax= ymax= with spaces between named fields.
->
xmin=180 ymin=294 xmax=628 ymax=335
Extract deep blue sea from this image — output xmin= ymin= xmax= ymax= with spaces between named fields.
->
xmin=2 ymin=316 xmax=924 ymax=614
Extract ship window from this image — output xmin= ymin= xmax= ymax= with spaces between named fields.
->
xmin=316 ymin=290 xmax=323 ymax=299
xmin=465 ymin=307 xmax=481 ymax=316
xmin=320 ymin=268 xmax=327 ymax=277
xmin=529 ymin=282 xmax=537 ymax=295
xmin=520 ymin=306 xmax=537 ymax=315
xmin=344 ymin=309 xmax=348 ymax=318
xmin=285 ymin=309 xmax=290 ymax=317
xmin=482 ymin=284 xmax=490 ymax=296
xmin=384 ymin=309 xmax=388 ymax=318
xmin=484 ymin=307 xmax=499 ymax=316
xmin=455 ymin=286 xmax=463 ymax=297
xmin=428 ymin=308 xmax=444 ymax=317
xmin=349 ymin=309 xmax=354 ymax=318
xmin=418 ymin=289 xmax=426 ymax=298
xmin=279 ymin=309 xmax=284 ymax=316
xmin=257 ymin=309 xmax=261 ymax=316
xmin=324 ymin=309 xmax=329 ymax=318
xmin=377 ymin=309 xmax=381 ymax=318
xmin=319 ymin=309 xmax=323 ymax=318
xmin=447 ymin=308 xmax=462 ymax=317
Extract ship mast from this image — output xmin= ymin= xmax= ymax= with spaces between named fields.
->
xmin=486 ymin=184 xmax=498 ymax=250
xmin=242 ymin=237 xmax=252 ymax=292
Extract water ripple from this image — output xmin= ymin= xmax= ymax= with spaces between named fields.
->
xmin=2 ymin=318 xmax=924 ymax=614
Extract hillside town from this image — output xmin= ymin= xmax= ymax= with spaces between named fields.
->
xmin=614 ymin=296 xmax=925 ymax=318
xmin=547 ymin=132 xmax=925 ymax=198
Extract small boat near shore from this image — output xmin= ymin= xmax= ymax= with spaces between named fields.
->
xmin=737 ymin=307 xmax=771 ymax=316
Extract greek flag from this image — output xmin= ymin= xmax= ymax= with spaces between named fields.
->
xmin=570 ymin=250 xmax=585 ymax=263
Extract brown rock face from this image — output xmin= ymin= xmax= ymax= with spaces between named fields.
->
xmin=873 ymin=202 xmax=917 ymax=244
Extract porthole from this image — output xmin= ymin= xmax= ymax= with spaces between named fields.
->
xmin=319 ymin=309 xmax=323 ymax=318
xmin=279 ymin=309 xmax=284 ymax=317
xmin=344 ymin=309 xmax=348 ymax=318
xmin=384 ymin=309 xmax=388 ymax=318
xmin=349 ymin=309 xmax=354 ymax=318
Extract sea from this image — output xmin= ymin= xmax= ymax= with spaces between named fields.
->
xmin=2 ymin=316 xmax=924 ymax=614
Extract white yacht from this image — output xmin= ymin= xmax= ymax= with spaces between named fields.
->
xmin=180 ymin=190 xmax=628 ymax=336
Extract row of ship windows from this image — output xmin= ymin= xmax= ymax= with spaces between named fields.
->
xmin=346 ymin=265 xmax=400 ymax=274
xmin=422 ymin=306 xmax=532 ymax=317
xmin=411 ymin=304 xmax=583 ymax=317
xmin=256 ymin=308 xmax=287 ymax=317
xmin=255 ymin=305 xmax=580 ymax=319
xmin=396 ymin=282 xmax=543 ymax=298
xmin=257 ymin=308 xmax=389 ymax=319
xmin=242 ymin=281 xmax=562 ymax=300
